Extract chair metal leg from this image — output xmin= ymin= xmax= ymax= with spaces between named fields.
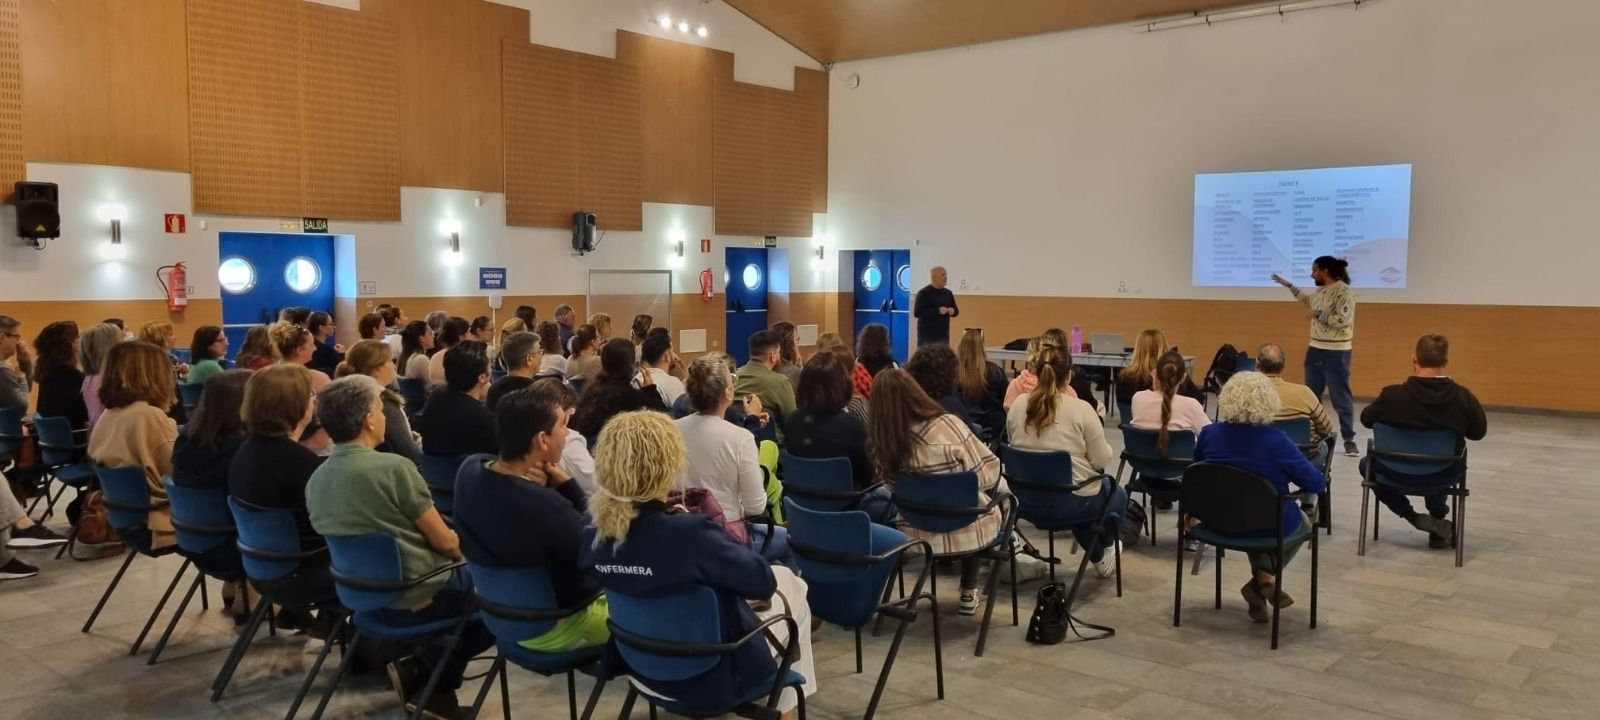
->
xmin=499 ymin=659 xmax=512 ymax=720
xmin=1214 ymin=547 xmax=1223 ymax=609
xmin=56 ymin=524 xmax=79 ymax=559
xmin=1191 ymin=542 xmax=1206 ymax=576
xmin=864 ymin=608 xmax=915 ymax=720
xmin=567 ymin=668 xmax=579 ymax=720
xmin=648 ymin=702 xmax=657 ymax=720
xmin=212 ymin=598 xmax=272 ymax=700
xmin=467 ymin=656 xmax=503 ymax=720
xmin=308 ymin=624 xmax=362 ymax=720
xmin=1373 ymin=491 xmax=1381 ymax=539
xmin=1009 ymin=545 xmax=1019 ymax=627
xmin=1310 ymin=525 xmax=1320 ymax=630
xmin=617 ymin=687 xmax=639 ymax=720
xmin=148 ymin=573 xmax=205 ymax=665
xmin=408 ymin=611 xmax=474 ymax=720
xmin=854 ymin=627 xmax=862 ymax=673
xmin=199 ymin=575 xmax=210 ymax=611
xmin=579 ymin=673 xmax=606 ymax=720
xmin=287 ymin=613 xmax=348 ymax=720
xmin=973 ymin=554 xmax=1004 ymax=656
xmin=1270 ymin=547 xmax=1283 ymax=650
xmin=1114 ymin=537 xmax=1123 ymax=598
xmin=131 ymin=559 xmax=192 ymax=656
xmin=1172 ymin=523 xmax=1184 ymax=627
xmin=1457 ymin=493 xmax=1466 ymax=568
xmin=1357 ymin=484 xmax=1372 ymax=556
xmin=82 ymin=550 xmax=136 ymax=633
xmin=1046 ymin=532 xmax=1057 ymax=584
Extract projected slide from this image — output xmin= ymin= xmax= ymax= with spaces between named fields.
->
xmin=1193 ymin=164 xmax=1412 ymax=288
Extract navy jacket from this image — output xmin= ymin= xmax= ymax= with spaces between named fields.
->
xmin=580 ymin=502 xmax=777 ymax=712
xmin=453 ymin=455 xmax=598 ymax=609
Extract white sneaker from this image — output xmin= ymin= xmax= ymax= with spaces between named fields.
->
xmin=1011 ymin=552 xmax=1051 ymax=582
xmin=1093 ymin=541 xmax=1121 ymax=578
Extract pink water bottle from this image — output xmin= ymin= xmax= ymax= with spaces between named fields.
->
xmin=1070 ymin=324 xmax=1083 ymax=354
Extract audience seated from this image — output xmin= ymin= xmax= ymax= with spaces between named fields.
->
xmin=580 ymin=410 xmax=815 ymax=713
xmin=553 ymin=304 xmax=577 ymax=358
xmin=1115 ymin=329 xmax=1204 ymax=408
xmin=629 ymin=314 xmax=653 ymax=353
xmin=382 ymin=306 xmax=406 ymax=354
xmin=734 ymin=330 xmax=798 ymax=442
xmin=454 ymin=384 xmax=610 ymax=652
xmin=398 ymin=320 xmax=434 ymax=382
xmin=32 ymin=321 xmax=87 ymax=430
xmin=428 ymin=316 xmax=470 ymax=387
xmin=232 ymin=365 xmax=325 ymax=555
xmin=171 ymin=369 xmax=252 ymax=616
xmin=648 ymin=327 xmax=688 ymax=380
xmin=868 ymin=368 xmax=1003 ymax=615
xmin=533 ymin=322 xmax=568 ymax=377
xmin=236 ymin=324 xmax=279 ymax=371
xmin=280 ymin=307 xmax=312 ymax=326
xmin=588 ymin=313 xmax=614 ymax=346
xmin=636 ymin=333 xmax=686 ymax=407
xmin=814 ymin=338 xmax=869 ymax=422
xmin=677 ymin=354 xmax=789 ymax=562
xmin=1005 ymin=346 xmax=1121 ymax=577
xmin=772 ymin=321 xmax=804 ymax=390
xmin=418 ymin=341 xmax=497 ymax=458
xmin=139 ymin=320 xmax=190 ymax=382
xmin=272 ymin=322 xmax=331 ymax=453
xmin=1130 ymin=350 xmax=1210 ymax=446
xmin=514 ymin=305 xmax=537 ymax=329
xmin=1359 ymin=334 xmax=1487 ymax=548
xmin=0 ymin=470 xmax=67 ymax=580
xmin=570 ymin=339 xmax=667 ymax=441
xmin=1005 ymin=332 xmax=1099 ymax=413
xmin=88 ymin=341 xmax=180 ymax=549
xmin=906 ymin=343 xmax=972 ymax=424
xmin=79 ymin=322 xmax=123 ymax=433
xmin=358 ymin=312 xmax=386 ymax=342
xmin=0 ymin=315 xmax=32 ymax=416
xmin=336 ymin=340 xmax=423 ymax=466
xmin=955 ymin=328 xmax=1008 ymax=434
xmin=305 ymin=375 xmax=493 ymax=718
xmin=187 ymin=325 xmax=229 ymax=386
xmin=527 ymin=378 xmax=596 ymax=496
xmin=486 ymin=331 xmax=540 ymax=412
xmin=785 ymin=350 xmax=889 ymax=519
xmin=1257 ymin=343 xmax=1334 ymax=447
xmin=1193 ymin=372 xmax=1325 ymax=622
xmin=307 ymin=312 xmax=344 ymax=376
xmin=854 ymin=323 xmax=896 ymax=395
xmin=566 ymin=324 xmax=601 ymax=382
xmin=491 ymin=318 xmax=527 ymax=372
xmin=424 ymin=310 xmax=449 ymax=337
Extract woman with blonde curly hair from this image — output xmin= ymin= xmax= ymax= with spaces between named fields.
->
xmin=581 ymin=411 xmax=816 ymax=716
xmin=1193 ymin=371 xmax=1326 ymax=624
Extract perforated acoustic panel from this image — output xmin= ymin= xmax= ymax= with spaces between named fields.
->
xmin=713 ymin=79 xmax=813 ymax=238
xmin=764 ymin=88 xmax=814 ymax=237
xmin=188 ymin=0 xmax=302 ymax=217
xmin=300 ymin=3 xmax=399 ymax=221
xmin=0 ymin=0 xmax=23 ymax=198
xmin=503 ymin=43 xmax=641 ymax=230
xmin=616 ymin=31 xmax=733 ymax=208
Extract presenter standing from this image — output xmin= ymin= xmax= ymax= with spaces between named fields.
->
xmin=913 ymin=266 xmax=959 ymax=347
xmin=1273 ymin=256 xmax=1359 ymax=456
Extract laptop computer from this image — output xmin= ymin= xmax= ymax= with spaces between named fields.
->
xmin=1090 ymin=332 xmax=1125 ymax=355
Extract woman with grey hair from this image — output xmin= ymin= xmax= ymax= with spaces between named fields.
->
xmin=78 ymin=322 xmax=124 ymax=435
xmin=1193 ymin=371 xmax=1326 ymax=623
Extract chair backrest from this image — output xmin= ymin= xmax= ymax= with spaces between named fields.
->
xmin=178 ymin=382 xmax=206 ymax=412
xmin=324 ymin=533 xmax=409 ymax=612
xmin=396 ymin=377 xmax=429 ymax=409
xmin=892 ymin=470 xmax=984 ymax=534
xmin=606 ymin=586 xmax=724 ymax=681
xmin=1271 ymin=417 xmax=1313 ymax=446
xmin=1235 ymin=356 xmax=1257 ymax=373
xmin=784 ymin=499 xmax=904 ymax=627
xmin=171 ymin=347 xmax=192 ymax=364
xmin=418 ymin=454 xmax=467 ymax=514
xmin=1001 ymin=445 xmax=1097 ymax=526
xmin=228 ymin=496 xmax=310 ymax=582
xmin=1180 ymin=462 xmax=1280 ymax=535
xmin=1116 ymin=402 xmax=1133 ymax=428
xmin=490 ymin=368 xmax=508 ymax=385
xmin=95 ymin=464 xmax=157 ymax=531
xmin=1371 ymin=423 xmax=1463 ymax=477
xmin=0 ymin=408 xmax=23 ymax=456
xmin=1121 ymin=426 xmax=1196 ymax=480
xmin=163 ymin=477 xmax=235 ymax=554
xmin=32 ymin=415 xmax=84 ymax=465
xmin=569 ymin=378 xmax=587 ymax=397
xmin=779 ymin=452 xmax=858 ymax=512
xmin=468 ymin=563 xmax=565 ymax=643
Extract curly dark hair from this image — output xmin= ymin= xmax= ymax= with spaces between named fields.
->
xmin=856 ymin=323 xmax=893 ymax=374
xmin=905 ymin=343 xmax=959 ymax=400
xmin=32 ymin=321 xmax=80 ymax=384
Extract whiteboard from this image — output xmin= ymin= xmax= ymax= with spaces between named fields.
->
xmin=587 ymin=270 xmax=672 ymax=334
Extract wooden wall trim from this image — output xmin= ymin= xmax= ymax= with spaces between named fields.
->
xmin=0 ymin=0 xmax=18 ymax=199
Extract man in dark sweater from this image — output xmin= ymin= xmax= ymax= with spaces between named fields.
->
xmin=912 ymin=266 xmax=959 ymax=346
xmin=486 ymin=331 xmax=539 ymax=412
xmin=418 ymin=341 xmax=497 ymax=457
xmin=1360 ymin=334 xmax=1487 ymax=548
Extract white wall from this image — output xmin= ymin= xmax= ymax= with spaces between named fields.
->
xmin=826 ymin=0 xmax=1600 ymax=307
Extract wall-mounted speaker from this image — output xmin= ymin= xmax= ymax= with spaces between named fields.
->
xmin=15 ymin=181 xmax=60 ymax=240
xmin=572 ymin=211 xmax=597 ymax=254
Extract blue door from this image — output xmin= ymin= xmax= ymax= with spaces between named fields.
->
xmin=218 ymin=232 xmax=336 ymax=360
xmin=725 ymin=247 xmax=768 ymax=366
xmin=890 ymin=250 xmax=912 ymax=364
xmin=853 ymin=250 xmax=892 ymax=359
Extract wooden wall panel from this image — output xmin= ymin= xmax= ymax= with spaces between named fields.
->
xmin=616 ymin=31 xmax=732 ymax=207
xmin=20 ymin=0 xmax=188 ymax=172
xmin=794 ymin=67 xmax=828 ymax=213
xmin=299 ymin=3 xmax=399 ymax=220
xmin=187 ymin=0 xmax=301 ymax=216
xmin=764 ymin=88 xmax=814 ymax=236
xmin=0 ymin=0 xmax=20 ymax=197
xmin=373 ymin=0 xmax=527 ymax=192
xmin=713 ymin=80 xmax=767 ymax=236
xmin=504 ymin=44 xmax=641 ymax=230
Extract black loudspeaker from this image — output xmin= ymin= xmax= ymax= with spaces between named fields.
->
xmin=571 ymin=211 xmax=597 ymax=254
xmin=16 ymin=181 xmax=60 ymax=239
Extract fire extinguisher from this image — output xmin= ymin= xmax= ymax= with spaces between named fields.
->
xmin=157 ymin=262 xmax=189 ymax=312
xmin=699 ymin=268 xmax=715 ymax=301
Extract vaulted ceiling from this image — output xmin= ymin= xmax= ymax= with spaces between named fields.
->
xmin=723 ymin=0 xmax=1261 ymax=63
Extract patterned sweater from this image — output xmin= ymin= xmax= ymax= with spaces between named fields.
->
xmin=1291 ymin=281 xmax=1355 ymax=351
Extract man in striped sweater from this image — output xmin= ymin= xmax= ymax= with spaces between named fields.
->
xmin=1273 ymin=255 xmax=1358 ymax=456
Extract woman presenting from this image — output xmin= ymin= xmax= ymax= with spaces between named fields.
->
xmin=1272 ymin=256 xmax=1358 ymax=457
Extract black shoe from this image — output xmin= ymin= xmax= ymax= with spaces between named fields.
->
xmin=407 ymin=689 xmax=462 ymax=720
xmin=386 ymin=657 xmax=425 ymax=707
xmin=1405 ymin=514 xmax=1437 ymax=534
xmin=1344 ymin=440 xmax=1360 ymax=457
xmin=274 ymin=607 xmax=315 ymax=633
xmin=1154 ymin=499 xmax=1175 ymax=512
xmin=0 ymin=557 xmax=40 ymax=580
xmin=6 ymin=523 xmax=68 ymax=549
xmin=1430 ymin=519 xmax=1456 ymax=548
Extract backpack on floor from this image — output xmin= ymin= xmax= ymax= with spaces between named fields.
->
xmin=1203 ymin=344 xmax=1242 ymax=395
xmin=1118 ymin=498 xmax=1148 ymax=546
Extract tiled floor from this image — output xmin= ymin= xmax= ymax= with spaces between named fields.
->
xmin=2 ymin=406 xmax=1597 ymax=719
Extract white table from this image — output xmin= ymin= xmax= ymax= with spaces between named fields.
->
xmin=986 ymin=348 xmax=1196 ymax=420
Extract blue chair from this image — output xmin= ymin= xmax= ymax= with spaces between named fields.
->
xmin=1359 ymin=424 xmax=1469 ymax=567
xmin=178 ymin=382 xmax=206 ymax=414
xmin=32 ymin=415 xmax=95 ymax=523
xmin=82 ymin=465 xmax=205 ymax=658
xmin=1000 ymin=445 xmax=1122 ymax=638
xmin=891 ymin=471 xmax=1018 ymax=657
xmin=1174 ymin=462 xmax=1319 ymax=650
xmin=779 ymin=452 xmax=882 ymax=513
xmin=156 ymin=477 xmax=248 ymax=666
xmin=1115 ymin=401 xmax=1133 ymax=429
xmin=418 ymin=453 xmax=468 ymax=517
xmin=313 ymin=534 xmax=475 ymax=720
xmin=785 ymin=499 xmax=941 ymax=719
xmin=171 ymin=347 xmax=193 ymax=365
xmin=463 ymin=564 xmax=608 ymax=720
xmin=490 ymin=368 xmax=508 ymax=385
xmin=568 ymin=378 xmax=587 ymax=398
xmin=0 ymin=407 xmax=23 ymax=464
xmin=1117 ymin=427 xmax=1196 ymax=546
xmin=1272 ymin=417 xmax=1334 ymax=535
xmin=224 ymin=497 xmax=341 ymax=715
xmin=606 ymin=586 xmax=807 ymax=720
xmin=397 ymin=377 xmax=429 ymax=420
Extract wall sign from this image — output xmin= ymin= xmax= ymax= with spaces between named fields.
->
xmin=302 ymin=217 xmax=329 ymax=233
xmin=700 ymin=237 xmax=711 ymax=253
xmin=358 ymin=281 xmax=377 ymax=296
xmin=763 ymin=235 xmax=778 ymax=248
xmin=478 ymin=266 xmax=507 ymax=290
xmin=164 ymin=213 xmax=186 ymax=234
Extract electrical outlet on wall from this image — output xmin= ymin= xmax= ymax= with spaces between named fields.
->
xmin=959 ymin=279 xmax=969 ymax=290
xmin=1117 ymin=281 xmax=1128 ymax=294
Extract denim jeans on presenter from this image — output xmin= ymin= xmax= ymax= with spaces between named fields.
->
xmin=1303 ymin=347 xmax=1354 ymax=443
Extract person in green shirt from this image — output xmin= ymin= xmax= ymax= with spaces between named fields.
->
xmin=304 ymin=374 xmax=493 ymax=718
xmin=734 ymin=329 xmax=797 ymax=442
xmin=186 ymin=325 xmax=228 ymax=386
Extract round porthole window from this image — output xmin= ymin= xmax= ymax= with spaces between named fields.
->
xmin=218 ymin=257 xmax=256 ymax=295
xmin=861 ymin=264 xmax=883 ymax=292
xmin=742 ymin=263 xmax=763 ymax=291
xmin=284 ymin=257 xmax=321 ymax=294
xmin=895 ymin=265 xmax=912 ymax=293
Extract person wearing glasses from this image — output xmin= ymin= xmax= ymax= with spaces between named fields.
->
xmin=0 ymin=315 xmax=32 ymax=416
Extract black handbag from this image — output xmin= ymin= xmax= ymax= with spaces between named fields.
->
xmin=1025 ymin=583 xmax=1069 ymax=645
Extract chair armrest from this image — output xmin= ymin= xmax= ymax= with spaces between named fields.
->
xmin=331 ymin=559 xmax=465 ymax=593
xmin=476 ymin=588 xmax=604 ymax=623
xmin=1072 ymin=473 xmax=1118 ymax=492
xmin=609 ymin=613 xmax=798 ymax=658
xmin=237 ymin=541 xmax=328 ymax=563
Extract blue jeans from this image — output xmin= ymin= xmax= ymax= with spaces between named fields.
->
xmin=1065 ymin=483 xmax=1127 ymax=563
xmin=373 ymin=568 xmax=495 ymax=693
xmin=1304 ymin=347 xmax=1355 ymax=442
xmin=749 ymin=522 xmax=794 ymax=567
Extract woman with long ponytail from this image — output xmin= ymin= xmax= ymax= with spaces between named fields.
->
xmin=580 ymin=411 xmax=817 ymax=713
xmin=1130 ymin=350 xmax=1209 ymax=454
xmin=1007 ymin=345 xmax=1121 ymax=577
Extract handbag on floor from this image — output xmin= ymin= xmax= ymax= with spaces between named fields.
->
xmin=1118 ymin=498 xmax=1148 ymax=546
xmin=1025 ymin=583 xmax=1069 ymax=645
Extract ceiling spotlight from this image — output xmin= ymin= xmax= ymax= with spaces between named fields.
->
xmin=677 ymin=20 xmax=690 ymax=33
xmin=657 ymin=14 xmax=671 ymax=27
xmin=696 ymin=25 xmax=708 ymax=38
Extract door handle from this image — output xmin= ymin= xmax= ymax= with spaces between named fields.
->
xmin=880 ymin=299 xmax=892 ymax=313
